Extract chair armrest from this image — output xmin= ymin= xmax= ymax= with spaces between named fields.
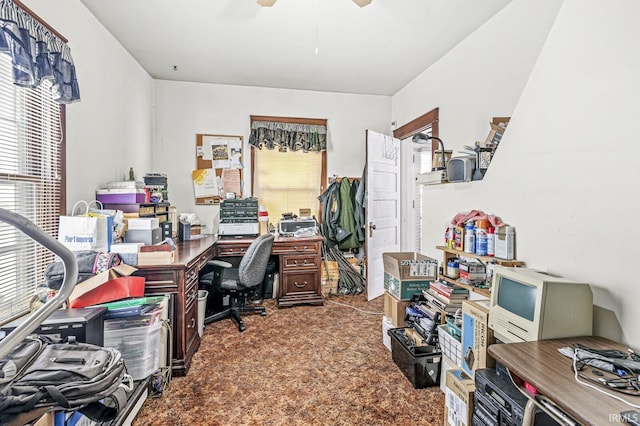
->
xmin=208 ymin=259 xmax=232 ymax=269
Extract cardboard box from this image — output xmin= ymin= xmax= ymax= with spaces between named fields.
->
xmin=381 ymin=315 xmax=393 ymax=351
xmin=439 ymin=352 xmax=459 ymax=393
xmin=69 ymin=264 xmax=137 ymax=303
xmin=461 ymin=299 xmax=495 ymax=377
xmin=127 ymin=217 xmax=160 ymax=230
xmin=137 ymin=250 xmax=175 ymax=265
xmin=384 ymin=291 xmax=410 ymax=326
xmin=383 ymin=252 xmax=437 ymax=281
xmin=444 ymin=369 xmax=475 ymax=426
xmin=383 ymin=272 xmax=431 ymax=301
xmin=125 ymin=227 xmax=162 ymax=246
xmin=68 ymin=264 xmax=144 ymax=309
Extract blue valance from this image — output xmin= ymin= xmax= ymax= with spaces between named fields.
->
xmin=0 ymin=0 xmax=80 ymax=103
xmin=249 ymin=121 xmax=327 ymax=153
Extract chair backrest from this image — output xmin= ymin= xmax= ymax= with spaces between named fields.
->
xmin=238 ymin=233 xmax=275 ymax=288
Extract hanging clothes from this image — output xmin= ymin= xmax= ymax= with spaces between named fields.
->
xmin=337 ymin=177 xmax=360 ymax=250
xmin=318 ymin=180 xmax=341 ymax=246
xmin=351 ymin=179 xmax=365 ymax=243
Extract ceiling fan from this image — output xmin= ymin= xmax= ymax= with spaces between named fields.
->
xmin=257 ymin=0 xmax=372 ymax=7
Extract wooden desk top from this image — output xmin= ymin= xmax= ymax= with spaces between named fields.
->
xmin=488 ymin=336 xmax=636 ymax=425
xmin=134 ymin=235 xmax=217 ymax=269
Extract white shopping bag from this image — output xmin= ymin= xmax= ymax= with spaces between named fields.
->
xmin=57 ymin=201 xmax=110 ymax=252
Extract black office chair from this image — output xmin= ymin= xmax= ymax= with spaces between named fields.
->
xmin=201 ymin=233 xmax=275 ymax=332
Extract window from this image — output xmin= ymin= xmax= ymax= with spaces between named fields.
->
xmin=0 ymin=54 xmax=64 ymax=324
xmin=250 ymin=116 xmax=327 ymax=220
xmin=394 ymin=108 xmax=439 ymax=252
xmin=253 ymin=149 xmax=323 ymax=219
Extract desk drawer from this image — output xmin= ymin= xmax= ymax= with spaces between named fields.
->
xmin=281 ymin=271 xmax=318 ymax=296
xmin=216 ymin=244 xmax=249 ymax=257
xmin=184 ymin=297 xmax=198 ymax=355
xmin=185 ymin=265 xmax=199 ymax=291
xmin=282 ymin=254 xmax=319 ymax=270
xmin=274 ymin=241 xmax=320 ymax=255
xmin=134 ymin=269 xmax=178 ymax=292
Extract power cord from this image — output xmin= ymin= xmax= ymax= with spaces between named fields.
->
xmin=571 ymin=347 xmax=640 ymax=408
xmin=324 ymin=298 xmax=383 ymax=315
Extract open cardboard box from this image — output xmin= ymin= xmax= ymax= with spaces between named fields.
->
xmin=68 ymin=264 xmax=143 ymax=308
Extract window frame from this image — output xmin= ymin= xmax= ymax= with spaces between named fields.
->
xmin=250 ymin=115 xmax=327 ymax=215
xmin=0 ymin=5 xmax=67 ymax=324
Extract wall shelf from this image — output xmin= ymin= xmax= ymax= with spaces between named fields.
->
xmin=435 ymin=245 xmax=525 ymax=298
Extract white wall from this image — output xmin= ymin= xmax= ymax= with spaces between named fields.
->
xmin=22 ymin=0 xmax=154 ymax=212
xmin=153 ymin=80 xmax=390 ymax=233
xmin=394 ymin=0 xmax=640 ymax=348
xmin=392 ymin=0 xmax=562 ymax=152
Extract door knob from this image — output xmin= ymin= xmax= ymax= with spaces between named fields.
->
xmin=369 ymin=223 xmax=376 ymax=238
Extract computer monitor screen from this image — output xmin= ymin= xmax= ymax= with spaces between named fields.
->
xmin=496 ymin=276 xmax=536 ymax=321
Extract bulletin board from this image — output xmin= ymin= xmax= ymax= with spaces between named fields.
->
xmin=194 ymin=134 xmax=243 ymax=205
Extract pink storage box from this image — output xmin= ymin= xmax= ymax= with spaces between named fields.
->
xmin=96 ymin=189 xmax=147 ymax=204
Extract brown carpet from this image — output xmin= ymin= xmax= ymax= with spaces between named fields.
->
xmin=132 ymin=294 xmax=444 ymax=425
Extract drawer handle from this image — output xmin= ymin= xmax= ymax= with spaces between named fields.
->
xmin=294 ymin=281 xmax=308 ymax=288
xmin=293 ymin=246 xmax=307 ymax=252
xmin=187 ymin=318 xmax=196 ymax=328
xmin=292 ymin=259 xmax=308 ymax=265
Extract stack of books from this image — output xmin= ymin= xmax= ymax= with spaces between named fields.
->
xmin=422 ymin=280 xmax=469 ymax=315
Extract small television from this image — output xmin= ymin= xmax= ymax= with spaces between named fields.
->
xmin=489 ymin=266 xmax=593 ymax=343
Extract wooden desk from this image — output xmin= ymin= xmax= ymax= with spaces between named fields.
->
xmin=488 ymin=336 xmax=635 ymax=425
xmin=133 ymin=235 xmax=216 ymax=376
xmin=214 ymin=234 xmax=324 ymax=307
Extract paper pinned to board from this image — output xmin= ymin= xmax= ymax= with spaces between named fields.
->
xmin=222 ymin=168 xmax=241 ymax=196
xmin=192 ymin=168 xmax=219 ymax=198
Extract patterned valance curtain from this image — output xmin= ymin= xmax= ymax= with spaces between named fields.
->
xmin=249 ymin=121 xmax=327 ymax=153
xmin=0 ymin=0 xmax=80 ymax=103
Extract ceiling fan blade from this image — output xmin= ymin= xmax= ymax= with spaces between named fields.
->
xmin=257 ymin=0 xmax=277 ymax=6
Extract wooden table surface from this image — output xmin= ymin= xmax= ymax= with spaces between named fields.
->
xmin=489 ymin=336 xmax=638 ymax=425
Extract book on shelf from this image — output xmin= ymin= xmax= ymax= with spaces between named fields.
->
xmin=428 ymin=280 xmax=469 ymax=300
xmin=422 ymin=288 xmax=463 ymax=315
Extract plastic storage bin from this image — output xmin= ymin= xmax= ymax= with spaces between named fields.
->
xmin=438 ymin=324 xmax=462 ymax=367
xmin=103 ymin=307 xmax=163 ymax=380
xmin=388 ymin=327 xmax=441 ymax=388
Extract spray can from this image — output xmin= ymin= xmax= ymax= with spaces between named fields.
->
xmin=487 ymin=227 xmax=495 ymax=257
xmin=475 ymin=220 xmax=488 ymax=256
xmin=464 ymin=223 xmax=475 ymax=254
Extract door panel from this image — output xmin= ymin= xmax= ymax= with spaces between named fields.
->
xmin=366 ymin=130 xmax=401 ymax=300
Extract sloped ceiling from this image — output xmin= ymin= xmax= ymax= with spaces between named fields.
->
xmin=80 ymin=0 xmax=512 ymax=96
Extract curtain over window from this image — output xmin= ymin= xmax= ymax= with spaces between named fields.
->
xmin=0 ymin=0 xmax=80 ymax=103
xmin=249 ymin=120 xmax=326 ymax=152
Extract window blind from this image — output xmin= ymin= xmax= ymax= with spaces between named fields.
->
xmin=0 ymin=54 xmax=63 ymax=324
xmin=253 ymin=149 xmax=322 ymax=220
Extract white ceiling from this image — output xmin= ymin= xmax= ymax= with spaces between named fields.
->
xmin=80 ymin=0 xmax=512 ymax=96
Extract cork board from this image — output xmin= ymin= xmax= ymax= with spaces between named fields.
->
xmin=195 ymin=134 xmax=243 ymax=205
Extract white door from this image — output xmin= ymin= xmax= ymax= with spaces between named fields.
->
xmin=365 ymin=130 xmax=401 ymax=300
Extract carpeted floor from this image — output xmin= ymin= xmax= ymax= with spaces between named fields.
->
xmin=132 ymin=294 xmax=444 ymax=425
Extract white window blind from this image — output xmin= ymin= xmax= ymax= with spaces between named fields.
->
xmin=0 ymin=54 xmax=63 ymax=324
xmin=253 ymin=149 xmax=322 ymax=220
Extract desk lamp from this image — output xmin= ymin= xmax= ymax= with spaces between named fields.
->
xmin=411 ymin=133 xmax=447 ymax=171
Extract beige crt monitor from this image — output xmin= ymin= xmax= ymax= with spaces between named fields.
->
xmin=489 ymin=267 xmax=593 ymax=343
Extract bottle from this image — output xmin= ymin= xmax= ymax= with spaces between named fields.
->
xmin=475 ymin=220 xmax=488 ymax=256
xmin=464 ymin=223 xmax=475 ymax=254
xmin=447 ymin=259 xmax=459 ymax=279
xmin=128 ymin=167 xmax=135 ymax=181
xmin=487 ymin=227 xmax=495 ymax=257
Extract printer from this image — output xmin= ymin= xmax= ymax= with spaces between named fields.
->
xmin=279 ymin=218 xmax=317 ymax=236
